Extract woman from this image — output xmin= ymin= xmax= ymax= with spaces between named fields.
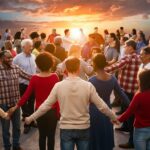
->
xmin=118 ymin=69 xmax=150 ymax=150
xmin=89 ymin=53 xmax=129 ymax=150
xmin=11 ymin=52 xmax=59 ymax=150
xmin=57 ymin=44 xmax=93 ymax=80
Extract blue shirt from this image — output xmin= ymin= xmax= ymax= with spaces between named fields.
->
xmin=13 ymin=52 xmax=36 ymax=85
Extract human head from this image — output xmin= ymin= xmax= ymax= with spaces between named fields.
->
xmin=64 ymin=29 xmax=70 ymax=36
xmin=91 ymin=47 xmax=101 ymax=57
xmin=52 ymin=29 xmax=56 ymax=34
xmin=137 ymin=31 xmax=146 ymax=42
xmin=125 ymin=39 xmax=136 ymax=54
xmin=4 ymin=40 xmax=13 ymax=50
xmin=0 ymin=50 xmax=13 ymax=67
xmin=132 ymin=28 xmax=137 ymax=35
xmin=108 ymin=33 xmax=117 ymax=43
xmin=138 ymin=69 xmax=150 ymax=92
xmin=54 ymin=36 xmax=62 ymax=45
xmin=140 ymin=46 xmax=150 ymax=64
xmin=92 ymin=53 xmax=108 ymax=71
xmin=94 ymin=27 xmax=98 ymax=33
xmin=120 ymin=36 xmax=129 ymax=45
xmin=21 ymin=39 xmax=33 ymax=54
xmin=68 ymin=44 xmax=81 ymax=58
xmin=30 ymin=32 xmax=39 ymax=43
xmin=40 ymin=33 xmax=46 ymax=40
xmin=120 ymin=27 xmax=124 ymax=31
xmin=104 ymin=29 xmax=109 ymax=35
xmin=35 ymin=52 xmax=54 ymax=72
xmin=44 ymin=43 xmax=56 ymax=54
xmin=65 ymin=56 xmax=80 ymax=74
xmin=34 ymin=40 xmax=42 ymax=51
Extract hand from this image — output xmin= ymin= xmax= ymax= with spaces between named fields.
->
xmin=25 ymin=117 xmax=32 ymax=125
xmin=111 ymin=119 xmax=120 ymax=125
xmin=3 ymin=113 xmax=10 ymax=120
xmin=7 ymin=106 xmax=17 ymax=117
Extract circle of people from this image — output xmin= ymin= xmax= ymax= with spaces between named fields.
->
xmin=0 ymin=26 xmax=150 ymax=150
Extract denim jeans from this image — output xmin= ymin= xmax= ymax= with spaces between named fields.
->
xmin=60 ymin=128 xmax=90 ymax=150
xmin=0 ymin=104 xmax=21 ymax=150
xmin=134 ymin=127 xmax=150 ymax=150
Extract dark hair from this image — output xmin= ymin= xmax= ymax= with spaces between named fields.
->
xmin=141 ymin=46 xmax=150 ymax=55
xmin=5 ymin=29 xmax=9 ymax=32
xmin=110 ymin=33 xmax=120 ymax=52
xmin=92 ymin=53 xmax=108 ymax=70
xmin=44 ymin=43 xmax=56 ymax=54
xmin=138 ymin=69 xmax=150 ymax=92
xmin=40 ymin=33 xmax=46 ymax=39
xmin=14 ymin=31 xmax=21 ymax=40
xmin=132 ymin=28 xmax=137 ymax=35
xmin=122 ymin=36 xmax=129 ymax=42
xmin=30 ymin=32 xmax=39 ymax=39
xmin=65 ymin=57 xmax=80 ymax=73
xmin=104 ymin=29 xmax=109 ymax=35
xmin=125 ymin=39 xmax=137 ymax=50
xmin=120 ymin=27 xmax=124 ymax=30
xmin=35 ymin=52 xmax=54 ymax=71
xmin=34 ymin=41 xmax=41 ymax=49
xmin=64 ymin=29 xmax=69 ymax=35
xmin=4 ymin=40 xmax=12 ymax=50
xmin=0 ymin=50 xmax=10 ymax=59
xmin=139 ymin=31 xmax=147 ymax=45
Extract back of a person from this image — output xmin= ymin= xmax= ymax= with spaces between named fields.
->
xmin=56 ymin=77 xmax=91 ymax=129
xmin=33 ymin=73 xmax=59 ymax=109
xmin=54 ymin=45 xmax=66 ymax=61
xmin=118 ymin=53 xmax=141 ymax=93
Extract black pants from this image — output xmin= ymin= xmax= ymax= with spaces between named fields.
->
xmin=19 ymin=83 xmax=35 ymax=127
xmin=123 ymin=92 xmax=134 ymax=145
xmin=37 ymin=109 xmax=58 ymax=150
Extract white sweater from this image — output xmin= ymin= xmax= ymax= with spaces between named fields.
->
xmin=29 ymin=77 xmax=116 ymax=129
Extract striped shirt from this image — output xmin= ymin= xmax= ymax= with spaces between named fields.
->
xmin=0 ymin=64 xmax=31 ymax=107
xmin=105 ymin=53 xmax=141 ymax=94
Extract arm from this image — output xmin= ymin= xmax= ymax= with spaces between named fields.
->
xmin=82 ymin=60 xmax=94 ymax=76
xmin=118 ymin=93 xmax=140 ymax=122
xmin=113 ymin=76 xmax=130 ymax=108
xmin=89 ymin=84 xmax=117 ymax=121
xmin=105 ymin=56 xmax=129 ymax=73
xmin=25 ymin=83 xmax=58 ymax=124
xmin=17 ymin=77 xmax=35 ymax=107
xmin=18 ymin=66 xmax=32 ymax=80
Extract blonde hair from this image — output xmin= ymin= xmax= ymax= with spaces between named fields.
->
xmin=68 ymin=44 xmax=81 ymax=58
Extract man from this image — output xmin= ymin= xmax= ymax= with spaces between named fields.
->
xmin=0 ymin=50 xmax=31 ymax=150
xmin=47 ymin=29 xmax=60 ymax=43
xmin=62 ymin=29 xmax=73 ymax=52
xmin=13 ymin=39 xmax=36 ymax=134
xmin=106 ymin=39 xmax=141 ymax=148
xmin=139 ymin=46 xmax=150 ymax=70
xmin=25 ymin=57 xmax=119 ymax=150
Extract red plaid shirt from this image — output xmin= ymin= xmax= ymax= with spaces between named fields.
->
xmin=0 ymin=64 xmax=31 ymax=107
xmin=105 ymin=53 xmax=141 ymax=94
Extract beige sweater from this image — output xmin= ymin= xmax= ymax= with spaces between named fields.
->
xmin=29 ymin=77 xmax=116 ymax=129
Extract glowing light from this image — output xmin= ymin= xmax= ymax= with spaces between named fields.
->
xmin=71 ymin=28 xmax=82 ymax=41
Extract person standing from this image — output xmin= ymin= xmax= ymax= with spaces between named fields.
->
xmin=0 ymin=50 xmax=31 ymax=150
xmin=47 ymin=29 xmax=60 ymax=43
xmin=106 ymin=39 xmax=141 ymax=148
xmin=13 ymin=39 xmax=36 ymax=134
xmin=25 ymin=57 xmax=119 ymax=150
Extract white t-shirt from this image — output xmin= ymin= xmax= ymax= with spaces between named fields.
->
xmin=62 ymin=36 xmax=73 ymax=52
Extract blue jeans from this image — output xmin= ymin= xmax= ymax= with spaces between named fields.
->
xmin=60 ymin=128 xmax=90 ymax=150
xmin=0 ymin=104 xmax=21 ymax=150
xmin=134 ymin=127 xmax=150 ymax=150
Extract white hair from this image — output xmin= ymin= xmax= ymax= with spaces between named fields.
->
xmin=21 ymin=39 xmax=33 ymax=47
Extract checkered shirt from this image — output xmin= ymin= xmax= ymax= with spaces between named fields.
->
xmin=0 ymin=64 xmax=31 ymax=107
xmin=105 ymin=53 xmax=141 ymax=94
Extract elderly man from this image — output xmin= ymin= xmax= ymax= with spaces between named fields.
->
xmin=13 ymin=39 xmax=36 ymax=134
xmin=0 ymin=50 xmax=31 ymax=150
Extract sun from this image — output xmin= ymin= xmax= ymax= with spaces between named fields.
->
xmin=70 ymin=28 xmax=82 ymax=41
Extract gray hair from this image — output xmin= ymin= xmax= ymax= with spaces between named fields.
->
xmin=54 ymin=36 xmax=62 ymax=45
xmin=21 ymin=39 xmax=33 ymax=47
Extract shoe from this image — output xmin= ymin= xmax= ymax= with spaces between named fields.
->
xmin=23 ymin=126 xmax=31 ymax=134
xmin=115 ymin=127 xmax=129 ymax=132
xmin=13 ymin=146 xmax=23 ymax=150
xmin=119 ymin=143 xmax=134 ymax=149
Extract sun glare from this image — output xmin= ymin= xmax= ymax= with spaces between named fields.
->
xmin=71 ymin=28 xmax=82 ymax=40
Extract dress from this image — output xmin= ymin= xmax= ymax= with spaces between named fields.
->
xmin=89 ymin=75 xmax=129 ymax=150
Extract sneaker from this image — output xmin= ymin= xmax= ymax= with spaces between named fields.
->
xmin=23 ymin=126 xmax=31 ymax=134
xmin=119 ymin=143 xmax=134 ymax=149
xmin=13 ymin=146 xmax=23 ymax=150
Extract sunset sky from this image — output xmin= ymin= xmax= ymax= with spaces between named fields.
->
xmin=0 ymin=0 xmax=150 ymax=35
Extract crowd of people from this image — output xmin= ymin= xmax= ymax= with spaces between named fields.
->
xmin=0 ymin=26 xmax=150 ymax=150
